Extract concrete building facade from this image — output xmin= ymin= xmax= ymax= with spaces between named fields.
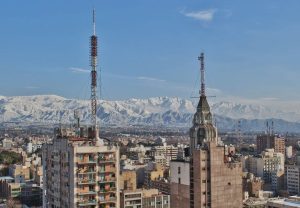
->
xmin=170 ymin=160 xmax=190 ymax=208
xmin=285 ymin=165 xmax=300 ymax=195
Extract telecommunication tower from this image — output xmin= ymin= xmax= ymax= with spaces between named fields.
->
xmin=90 ymin=9 xmax=98 ymax=136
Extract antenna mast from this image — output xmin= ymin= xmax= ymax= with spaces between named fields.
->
xmin=90 ymin=8 xmax=98 ymax=137
xmin=198 ymin=53 xmax=205 ymax=97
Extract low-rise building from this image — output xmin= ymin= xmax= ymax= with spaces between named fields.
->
xmin=8 ymin=164 xmax=30 ymax=182
xmin=243 ymin=173 xmax=263 ymax=198
xmin=120 ymin=170 xmax=137 ymax=191
xmin=144 ymin=163 xmax=165 ymax=189
xmin=120 ymin=188 xmax=170 ymax=208
xmin=266 ymin=196 xmax=300 ymax=208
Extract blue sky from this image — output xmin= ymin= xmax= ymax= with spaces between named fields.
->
xmin=0 ymin=0 xmax=300 ymax=102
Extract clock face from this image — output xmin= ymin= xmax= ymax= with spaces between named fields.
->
xmin=206 ymin=113 xmax=211 ymax=121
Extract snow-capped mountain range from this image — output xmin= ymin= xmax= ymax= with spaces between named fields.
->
xmin=0 ymin=95 xmax=300 ymax=132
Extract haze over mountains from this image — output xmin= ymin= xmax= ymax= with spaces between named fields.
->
xmin=0 ymin=95 xmax=300 ymax=133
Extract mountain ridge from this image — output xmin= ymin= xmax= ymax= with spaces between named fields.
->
xmin=0 ymin=95 xmax=300 ymax=132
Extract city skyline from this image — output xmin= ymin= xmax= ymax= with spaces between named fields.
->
xmin=0 ymin=0 xmax=300 ymax=102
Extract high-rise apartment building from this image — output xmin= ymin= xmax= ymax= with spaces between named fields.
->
xmin=189 ymin=53 xmax=242 ymax=208
xmin=43 ymin=127 xmax=120 ymax=208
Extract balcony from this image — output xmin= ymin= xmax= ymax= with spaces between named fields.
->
xmin=77 ymin=191 xmax=97 ymax=196
xmin=78 ymin=199 xmax=97 ymax=206
xmin=78 ymin=179 xmax=96 ymax=185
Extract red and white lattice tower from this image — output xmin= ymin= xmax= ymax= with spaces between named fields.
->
xmin=90 ymin=9 xmax=98 ymax=135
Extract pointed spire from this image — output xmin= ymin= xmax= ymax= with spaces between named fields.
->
xmin=93 ymin=8 xmax=96 ymax=35
xmin=198 ymin=53 xmax=205 ymax=97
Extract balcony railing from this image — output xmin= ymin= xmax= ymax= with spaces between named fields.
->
xmin=99 ymin=197 xmax=117 ymax=203
xmin=77 ymin=191 xmax=97 ymax=196
xmin=99 ymin=178 xmax=116 ymax=183
xmin=99 ymin=168 xmax=116 ymax=173
xmin=77 ymin=159 xmax=97 ymax=164
xmin=99 ymin=187 xmax=116 ymax=193
xmin=98 ymin=157 xmax=116 ymax=163
xmin=78 ymin=179 xmax=96 ymax=185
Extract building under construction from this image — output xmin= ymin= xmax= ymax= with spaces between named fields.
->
xmin=42 ymin=10 xmax=120 ymax=208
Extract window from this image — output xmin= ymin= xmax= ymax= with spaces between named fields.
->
xmin=178 ymin=167 xmax=181 ymax=174
xmin=178 ymin=177 xmax=181 ymax=184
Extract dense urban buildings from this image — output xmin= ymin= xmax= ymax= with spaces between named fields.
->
xmin=257 ymin=133 xmax=286 ymax=155
xmin=2 ymin=7 xmax=300 ymax=208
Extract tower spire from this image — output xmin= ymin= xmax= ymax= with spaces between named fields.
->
xmin=198 ymin=52 xmax=205 ymax=97
xmin=93 ymin=8 xmax=96 ymax=36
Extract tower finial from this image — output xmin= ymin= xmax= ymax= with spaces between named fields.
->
xmin=198 ymin=52 xmax=205 ymax=97
xmin=93 ymin=8 xmax=96 ymax=35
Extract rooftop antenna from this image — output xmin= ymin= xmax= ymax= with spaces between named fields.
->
xmin=238 ymin=120 xmax=242 ymax=145
xmin=74 ymin=110 xmax=80 ymax=128
xmin=90 ymin=8 xmax=98 ymax=139
xmin=191 ymin=53 xmax=216 ymax=99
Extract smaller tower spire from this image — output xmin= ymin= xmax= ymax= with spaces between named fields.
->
xmin=198 ymin=53 xmax=205 ymax=97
